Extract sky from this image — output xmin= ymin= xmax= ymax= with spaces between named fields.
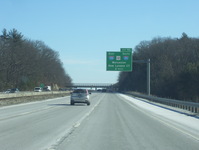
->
xmin=0 ymin=0 xmax=199 ymax=84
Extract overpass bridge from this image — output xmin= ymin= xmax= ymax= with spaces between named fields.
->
xmin=66 ymin=83 xmax=117 ymax=90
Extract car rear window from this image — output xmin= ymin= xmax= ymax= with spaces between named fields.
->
xmin=73 ymin=89 xmax=86 ymax=93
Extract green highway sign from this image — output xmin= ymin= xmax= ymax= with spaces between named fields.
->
xmin=106 ymin=49 xmax=132 ymax=71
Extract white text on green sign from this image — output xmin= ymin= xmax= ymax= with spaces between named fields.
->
xmin=106 ymin=51 xmax=132 ymax=71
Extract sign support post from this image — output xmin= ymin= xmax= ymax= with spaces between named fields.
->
xmin=106 ymin=48 xmax=151 ymax=95
xmin=133 ymin=59 xmax=150 ymax=95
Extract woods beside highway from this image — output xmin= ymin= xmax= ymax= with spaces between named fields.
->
xmin=1 ymin=29 xmax=199 ymax=103
xmin=0 ymin=29 xmax=72 ymax=91
xmin=118 ymin=33 xmax=199 ymax=102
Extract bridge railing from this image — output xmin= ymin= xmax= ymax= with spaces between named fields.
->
xmin=67 ymin=83 xmax=115 ymax=88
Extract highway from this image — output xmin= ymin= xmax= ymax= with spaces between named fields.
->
xmin=0 ymin=93 xmax=198 ymax=150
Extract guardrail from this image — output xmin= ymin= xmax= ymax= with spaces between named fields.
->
xmin=125 ymin=91 xmax=199 ymax=114
xmin=0 ymin=91 xmax=70 ymax=99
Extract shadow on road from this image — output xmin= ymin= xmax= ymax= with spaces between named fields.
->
xmin=48 ymin=104 xmax=71 ymax=106
xmin=48 ymin=104 xmax=88 ymax=107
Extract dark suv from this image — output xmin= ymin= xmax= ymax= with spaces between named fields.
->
xmin=10 ymin=88 xmax=19 ymax=93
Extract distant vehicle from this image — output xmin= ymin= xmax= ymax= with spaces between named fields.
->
xmin=34 ymin=87 xmax=42 ymax=92
xmin=70 ymin=89 xmax=91 ymax=105
xmin=10 ymin=88 xmax=19 ymax=93
xmin=59 ymin=88 xmax=67 ymax=91
xmin=4 ymin=89 xmax=11 ymax=93
xmin=43 ymin=86 xmax=51 ymax=91
xmin=102 ymin=89 xmax=107 ymax=92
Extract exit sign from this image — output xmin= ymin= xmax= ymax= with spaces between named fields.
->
xmin=120 ymin=48 xmax=132 ymax=52
xmin=106 ymin=48 xmax=132 ymax=71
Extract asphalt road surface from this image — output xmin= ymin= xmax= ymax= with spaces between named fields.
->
xmin=0 ymin=93 xmax=198 ymax=150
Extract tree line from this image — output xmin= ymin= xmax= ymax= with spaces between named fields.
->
xmin=0 ymin=28 xmax=72 ymax=91
xmin=118 ymin=33 xmax=199 ymax=102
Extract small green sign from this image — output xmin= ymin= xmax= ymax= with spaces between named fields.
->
xmin=120 ymin=48 xmax=132 ymax=52
xmin=40 ymin=83 xmax=44 ymax=88
xmin=106 ymin=50 xmax=132 ymax=71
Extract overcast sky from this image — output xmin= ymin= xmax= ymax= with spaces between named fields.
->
xmin=0 ymin=0 xmax=198 ymax=83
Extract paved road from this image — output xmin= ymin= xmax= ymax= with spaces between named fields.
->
xmin=0 ymin=93 xmax=198 ymax=150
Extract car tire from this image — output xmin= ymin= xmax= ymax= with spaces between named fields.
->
xmin=71 ymin=101 xmax=74 ymax=105
xmin=86 ymin=101 xmax=90 ymax=106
